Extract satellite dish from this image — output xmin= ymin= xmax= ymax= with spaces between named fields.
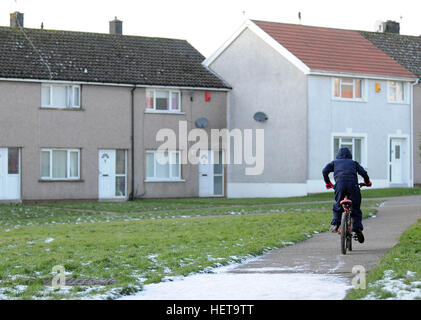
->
xmin=253 ymin=112 xmax=268 ymax=122
xmin=195 ymin=117 xmax=209 ymax=128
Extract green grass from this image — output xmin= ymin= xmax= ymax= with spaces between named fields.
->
xmin=0 ymin=198 xmax=379 ymax=300
xmin=0 ymin=200 xmax=380 ymax=229
xmin=23 ymin=187 xmax=421 ymax=213
xmin=346 ymin=219 xmax=421 ymax=300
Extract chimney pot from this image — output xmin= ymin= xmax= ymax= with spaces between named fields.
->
xmin=109 ymin=17 xmax=122 ymax=35
xmin=10 ymin=11 xmax=24 ymax=28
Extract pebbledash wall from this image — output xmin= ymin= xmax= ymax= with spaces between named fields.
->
xmin=306 ymin=75 xmax=413 ymax=194
xmin=0 ymin=80 xmax=228 ymax=201
xmin=208 ymin=28 xmax=308 ymax=198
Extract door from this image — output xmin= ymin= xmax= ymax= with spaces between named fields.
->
xmin=390 ymin=139 xmax=404 ymax=184
xmin=199 ymin=150 xmax=224 ymax=197
xmin=0 ymin=148 xmax=20 ymax=200
xmin=98 ymin=150 xmax=127 ymax=199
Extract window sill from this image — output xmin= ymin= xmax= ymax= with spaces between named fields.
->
xmin=332 ymin=98 xmax=367 ymax=103
xmin=144 ymin=110 xmax=185 ymax=115
xmin=39 ymin=179 xmax=84 ymax=183
xmin=387 ymin=101 xmax=410 ymax=105
xmin=40 ymin=107 xmax=83 ymax=111
xmin=144 ymin=179 xmax=186 ymax=183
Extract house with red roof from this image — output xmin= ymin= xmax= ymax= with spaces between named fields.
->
xmin=204 ymin=20 xmax=418 ymax=197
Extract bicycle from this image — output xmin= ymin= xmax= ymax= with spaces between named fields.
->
xmin=338 ymin=183 xmax=368 ymax=255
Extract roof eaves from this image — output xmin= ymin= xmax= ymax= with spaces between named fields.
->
xmin=309 ymin=69 xmax=417 ymax=81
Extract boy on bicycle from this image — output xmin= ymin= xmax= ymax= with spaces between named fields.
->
xmin=322 ymin=147 xmax=372 ymax=243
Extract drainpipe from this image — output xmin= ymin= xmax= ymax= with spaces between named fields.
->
xmin=129 ymin=85 xmax=136 ymax=200
xmin=410 ymin=78 xmax=420 ymax=188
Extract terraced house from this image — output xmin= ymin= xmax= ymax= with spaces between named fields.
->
xmin=359 ymin=28 xmax=421 ymax=185
xmin=205 ymin=20 xmax=418 ymax=197
xmin=0 ymin=12 xmax=230 ymax=201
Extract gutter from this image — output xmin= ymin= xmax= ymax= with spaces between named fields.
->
xmin=309 ymin=70 xmax=417 ymax=82
xmin=0 ymin=77 xmax=231 ymax=91
xmin=410 ymin=78 xmax=420 ymax=187
xmin=129 ymin=85 xmax=136 ymax=201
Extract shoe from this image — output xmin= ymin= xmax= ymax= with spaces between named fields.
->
xmin=353 ymin=228 xmax=365 ymax=243
xmin=330 ymin=225 xmax=340 ymax=233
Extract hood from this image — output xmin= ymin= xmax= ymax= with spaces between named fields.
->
xmin=336 ymin=147 xmax=352 ymax=160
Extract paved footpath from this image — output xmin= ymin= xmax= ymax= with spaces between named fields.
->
xmin=230 ymin=196 xmax=421 ymax=279
xmin=122 ymin=196 xmax=421 ymax=300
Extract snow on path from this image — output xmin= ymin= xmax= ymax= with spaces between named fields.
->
xmin=120 ymin=273 xmax=351 ymax=300
xmin=120 ymin=263 xmax=352 ymax=300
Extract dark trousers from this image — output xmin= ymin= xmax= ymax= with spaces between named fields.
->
xmin=331 ymin=180 xmax=364 ymax=230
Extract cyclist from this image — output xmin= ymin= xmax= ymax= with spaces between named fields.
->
xmin=322 ymin=147 xmax=372 ymax=243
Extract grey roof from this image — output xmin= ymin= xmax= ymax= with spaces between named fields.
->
xmin=360 ymin=31 xmax=421 ymax=78
xmin=0 ymin=26 xmax=230 ymax=88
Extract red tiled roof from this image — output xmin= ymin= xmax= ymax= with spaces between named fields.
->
xmin=252 ymin=20 xmax=416 ymax=78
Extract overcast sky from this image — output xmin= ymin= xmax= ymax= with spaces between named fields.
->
xmin=1 ymin=0 xmax=421 ymax=57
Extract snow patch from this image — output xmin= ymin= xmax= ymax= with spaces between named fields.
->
xmin=119 ymin=273 xmax=351 ymax=300
xmin=239 ymin=266 xmax=307 ymax=273
xmin=363 ymin=270 xmax=421 ymax=300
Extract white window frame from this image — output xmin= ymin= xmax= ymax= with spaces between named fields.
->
xmin=145 ymin=89 xmax=181 ymax=113
xmin=331 ymin=133 xmax=368 ymax=168
xmin=332 ymin=77 xmax=366 ymax=102
xmin=115 ymin=150 xmax=128 ymax=198
xmin=387 ymin=81 xmax=408 ymax=104
xmin=145 ymin=150 xmax=183 ymax=182
xmin=40 ymin=148 xmax=81 ymax=180
xmin=41 ymin=84 xmax=81 ymax=109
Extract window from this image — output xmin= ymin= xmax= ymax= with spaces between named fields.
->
xmin=213 ymin=151 xmax=223 ymax=196
xmin=145 ymin=150 xmax=181 ymax=181
xmin=8 ymin=148 xmax=19 ymax=175
xmin=333 ymin=78 xmax=363 ymax=100
xmin=333 ymin=137 xmax=363 ymax=164
xmin=41 ymin=84 xmax=81 ymax=108
xmin=41 ymin=149 xmax=80 ymax=180
xmin=388 ymin=81 xmax=406 ymax=103
xmin=115 ymin=150 xmax=127 ymax=197
xmin=146 ymin=89 xmax=180 ymax=112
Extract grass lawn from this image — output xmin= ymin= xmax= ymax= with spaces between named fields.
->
xmin=28 ymin=188 xmax=421 ymax=213
xmin=346 ymin=219 xmax=421 ymax=300
xmin=0 ymin=196 xmax=380 ymax=300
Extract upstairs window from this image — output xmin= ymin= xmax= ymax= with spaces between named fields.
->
xmin=146 ymin=89 xmax=181 ymax=112
xmin=42 ymin=84 xmax=81 ymax=108
xmin=333 ymin=78 xmax=363 ymax=100
xmin=388 ymin=81 xmax=406 ymax=103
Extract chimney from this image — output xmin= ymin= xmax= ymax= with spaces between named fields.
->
xmin=10 ymin=11 xmax=24 ymax=28
xmin=109 ymin=17 xmax=122 ymax=35
xmin=376 ymin=20 xmax=400 ymax=34
xmin=384 ymin=20 xmax=400 ymax=34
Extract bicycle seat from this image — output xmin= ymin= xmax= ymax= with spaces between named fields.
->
xmin=340 ymin=199 xmax=353 ymax=206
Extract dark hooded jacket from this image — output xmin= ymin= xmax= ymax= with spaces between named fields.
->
xmin=322 ymin=147 xmax=370 ymax=184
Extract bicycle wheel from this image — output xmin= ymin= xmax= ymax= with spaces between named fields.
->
xmin=347 ymin=234 xmax=352 ymax=251
xmin=340 ymin=212 xmax=347 ymax=255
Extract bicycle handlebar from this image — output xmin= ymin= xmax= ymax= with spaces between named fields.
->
xmin=359 ymin=182 xmax=372 ymax=188
xmin=326 ymin=182 xmax=372 ymax=190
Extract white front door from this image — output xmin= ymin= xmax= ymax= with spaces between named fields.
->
xmin=0 ymin=148 xmax=20 ymax=200
xmin=390 ymin=139 xmax=405 ymax=184
xmin=98 ymin=150 xmax=127 ymax=199
xmin=199 ymin=150 xmax=223 ymax=197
